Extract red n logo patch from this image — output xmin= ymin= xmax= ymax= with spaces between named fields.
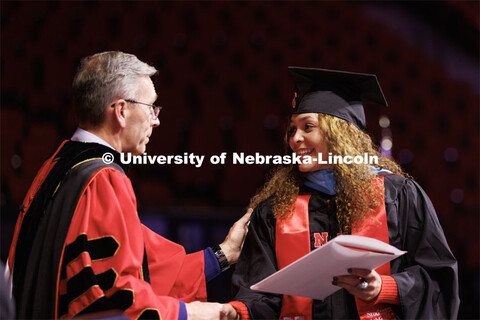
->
xmin=314 ymin=232 xmax=329 ymax=247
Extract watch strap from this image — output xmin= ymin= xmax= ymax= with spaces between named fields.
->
xmin=211 ymin=245 xmax=230 ymax=272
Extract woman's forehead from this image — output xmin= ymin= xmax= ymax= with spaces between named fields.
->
xmin=290 ymin=113 xmax=318 ymax=122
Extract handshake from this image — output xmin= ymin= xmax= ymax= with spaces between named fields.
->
xmin=186 ymin=302 xmax=238 ymax=320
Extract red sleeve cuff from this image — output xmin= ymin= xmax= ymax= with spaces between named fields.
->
xmin=228 ymin=301 xmax=250 ymax=320
xmin=374 ymin=275 xmax=400 ymax=305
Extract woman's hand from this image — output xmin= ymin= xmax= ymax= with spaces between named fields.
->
xmin=332 ymin=268 xmax=382 ymax=301
xmin=221 ymin=304 xmax=239 ymax=320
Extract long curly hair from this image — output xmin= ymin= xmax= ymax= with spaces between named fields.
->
xmin=249 ymin=113 xmax=405 ymax=233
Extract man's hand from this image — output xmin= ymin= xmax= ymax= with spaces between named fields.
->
xmin=185 ymin=301 xmax=238 ymax=320
xmin=219 ymin=208 xmax=253 ymax=265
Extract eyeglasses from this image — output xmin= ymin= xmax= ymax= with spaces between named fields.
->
xmin=124 ymin=99 xmax=162 ymax=119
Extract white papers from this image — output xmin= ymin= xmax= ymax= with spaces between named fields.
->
xmin=250 ymin=235 xmax=406 ymax=300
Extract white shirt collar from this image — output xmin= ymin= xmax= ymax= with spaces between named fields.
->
xmin=70 ymin=128 xmax=116 ymax=150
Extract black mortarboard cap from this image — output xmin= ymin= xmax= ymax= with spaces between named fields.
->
xmin=289 ymin=66 xmax=388 ymax=130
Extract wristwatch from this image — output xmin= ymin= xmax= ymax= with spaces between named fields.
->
xmin=211 ymin=245 xmax=230 ymax=272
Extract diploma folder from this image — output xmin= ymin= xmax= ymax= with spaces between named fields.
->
xmin=250 ymin=235 xmax=406 ymax=300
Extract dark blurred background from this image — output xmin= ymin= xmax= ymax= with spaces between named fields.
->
xmin=1 ymin=1 xmax=478 ymax=318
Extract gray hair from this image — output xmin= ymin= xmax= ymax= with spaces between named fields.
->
xmin=72 ymin=51 xmax=157 ymax=128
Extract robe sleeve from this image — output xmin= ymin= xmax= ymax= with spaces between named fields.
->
xmin=230 ymin=202 xmax=282 ymax=319
xmin=142 ymin=225 xmax=207 ymax=302
xmin=386 ymin=177 xmax=459 ymax=319
xmin=60 ymin=168 xmax=195 ymax=320
xmin=203 ymin=248 xmax=222 ymax=282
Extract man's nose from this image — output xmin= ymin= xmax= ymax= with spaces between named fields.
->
xmin=151 ymin=117 xmax=160 ymax=127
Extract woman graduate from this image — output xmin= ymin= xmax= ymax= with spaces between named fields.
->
xmin=227 ymin=67 xmax=460 ymax=319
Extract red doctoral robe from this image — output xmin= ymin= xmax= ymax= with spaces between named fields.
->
xmin=9 ymin=141 xmax=206 ymax=319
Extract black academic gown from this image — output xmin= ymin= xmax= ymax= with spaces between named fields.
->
xmin=231 ymin=174 xmax=459 ymax=319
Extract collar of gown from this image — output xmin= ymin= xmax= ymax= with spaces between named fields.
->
xmin=304 ymin=169 xmax=336 ymax=195
xmin=303 ymin=166 xmax=393 ymax=196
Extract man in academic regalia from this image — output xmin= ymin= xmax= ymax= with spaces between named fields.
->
xmin=7 ymin=51 xmax=250 ymax=320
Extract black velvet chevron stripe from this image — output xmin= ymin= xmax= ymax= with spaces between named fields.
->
xmin=62 ymin=234 xmax=88 ymax=271
xmin=63 ymin=267 xmax=118 ymax=305
xmin=76 ymin=296 xmax=117 ymax=316
xmin=58 ymin=268 xmax=117 ymax=317
xmin=109 ymin=289 xmax=134 ymax=311
xmin=59 ymin=279 xmax=130 ymax=316
xmin=66 ymin=266 xmax=98 ymax=302
xmin=59 ymin=267 xmax=117 ymax=316
xmin=58 ymin=294 xmax=68 ymax=317
xmin=96 ymin=269 xmax=117 ymax=292
xmin=61 ymin=263 xmax=67 ymax=280
xmin=63 ymin=234 xmax=119 ymax=267
xmin=59 ymin=296 xmax=116 ymax=318
xmin=138 ymin=309 xmax=160 ymax=320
